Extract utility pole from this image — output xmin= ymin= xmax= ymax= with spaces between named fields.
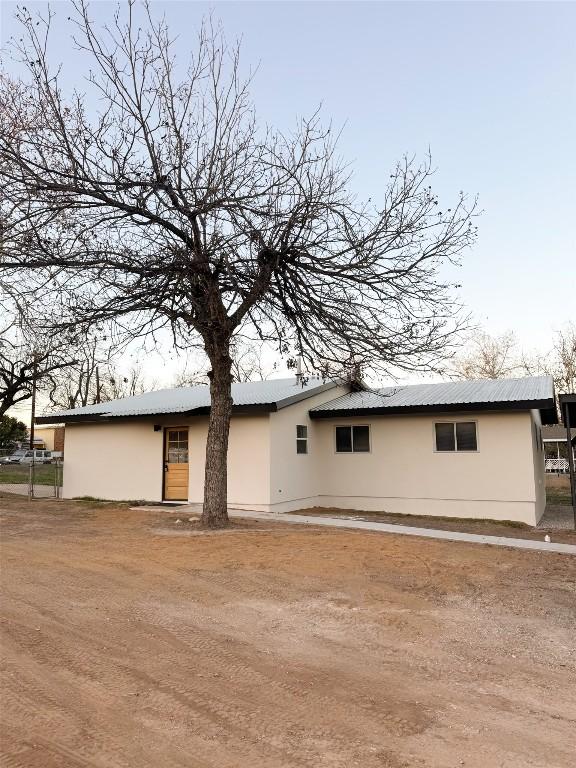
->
xmin=28 ymin=355 xmax=38 ymax=501
xmin=29 ymin=356 xmax=37 ymax=450
xmin=95 ymin=365 xmax=101 ymax=404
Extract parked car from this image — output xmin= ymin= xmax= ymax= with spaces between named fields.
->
xmin=0 ymin=449 xmax=54 ymax=465
xmin=0 ymin=449 xmax=27 ymax=464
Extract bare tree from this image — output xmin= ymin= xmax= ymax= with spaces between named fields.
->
xmin=174 ymin=340 xmax=275 ymax=387
xmin=0 ymin=301 xmax=77 ymax=417
xmin=105 ymin=361 xmax=150 ymax=400
xmin=453 ymin=324 xmax=576 ymax=420
xmin=554 ymin=325 xmax=576 ymax=395
xmin=230 ymin=339 xmax=276 ymax=382
xmin=47 ymin=335 xmax=110 ymax=409
xmin=48 ymin=334 xmax=152 ymax=409
xmin=452 ymin=331 xmax=520 ymax=380
xmin=522 ymin=323 xmax=576 ymax=397
xmin=0 ymin=2 xmax=477 ymax=526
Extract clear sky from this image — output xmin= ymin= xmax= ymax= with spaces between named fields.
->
xmin=1 ymin=0 xmax=575 ymax=399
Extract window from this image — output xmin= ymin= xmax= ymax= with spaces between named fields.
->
xmin=296 ymin=425 xmax=308 ymax=454
xmin=335 ymin=425 xmax=370 ymax=453
xmin=435 ymin=422 xmax=477 ymax=452
xmin=167 ymin=429 xmax=189 ymax=463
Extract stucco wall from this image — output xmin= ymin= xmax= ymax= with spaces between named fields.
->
xmin=62 ymin=399 xmax=543 ymax=525
xmin=268 ymin=385 xmax=349 ymax=510
xmin=63 ymin=422 xmax=164 ymax=501
xmin=34 ymin=427 xmax=55 ymax=450
xmin=530 ymin=409 xmax=547 ymax=523
xmin=34 ymin=427 xmax=64 ymax=451
xmin=186 ymin=414 xmax=271 ymax=507
xmin=306 ymin=411 xmax=540 ymax=525
xmin=63 ymin=415 xmax=271 ymax=506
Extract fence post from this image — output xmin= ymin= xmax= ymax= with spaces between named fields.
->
xmin=28 ymin=461 xmax=33 ymax=501
xmin=55 ymin=459 xmax=61 ymax=499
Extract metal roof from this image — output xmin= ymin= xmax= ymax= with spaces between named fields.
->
xmin=559 ymin=393 xmax=576 ymax=429
xmin=542 ymin=425 xmax=576 ymax=442
xmin=310 ymin=375 xmax=557 ymax=423
xmin=542 ymin=424 xmax=576 ymax=440
xmin=37 ymin=377 xmax=338 ymax=424
xmin=37 ymin=374 xmax=559 ymax=426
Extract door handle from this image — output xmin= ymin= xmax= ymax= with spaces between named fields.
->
xmin=164 ymin=463 xmax=168 ymax=472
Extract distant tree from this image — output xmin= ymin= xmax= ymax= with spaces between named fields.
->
xmin=174 ymin=340 xmax=276 ymax=387
xmin=0 ymin=309 xmax=76 ymax=418
xmin=0 ymin=3 xmax=477 ymax=526
xmin=105 ymin=362 xmax=151 ymax=400
xmin=522 ymin=323 xmax=576 ymax=397
xmin=47 ymin=335 xmax=151 ymax=409
xmin=454 ymin=325 xmax=576 ymax=421
xmin=230 ymin=340 xmax=277 ymax=383
xmin=452 ymin=331 xmax=520 ymax=380
xmin=0 ymin=414 xmax=27 ymax=448
xmin=47 ymin=335 xmax=110 ymax=409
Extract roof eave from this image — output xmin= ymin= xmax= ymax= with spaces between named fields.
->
xmin=310 ymin=398 xmax=558 ymax=422
xmin=36 ymin=380 xmax=342 ymax=424
xmin=274 ymin=380 xmax=342 ymax=410
xmin=36 ymin=401 xmax=280 ymax=425
xmin=559 ymin=393 xmax=576 ymax=427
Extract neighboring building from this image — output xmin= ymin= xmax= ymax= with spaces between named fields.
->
xmin=33 ymin=426 xmax=65 ymax=453
xmin=36 ymin=375 xmax=557 ymax=526
xmin=542 ymin=424 xmax=576 ymax=473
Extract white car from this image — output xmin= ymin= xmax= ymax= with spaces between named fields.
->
xmin=0 ymin=449 xmax=54 ymax=465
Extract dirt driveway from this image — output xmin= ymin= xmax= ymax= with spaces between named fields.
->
xmin=1 ymin=495 xmax=575 ymax=768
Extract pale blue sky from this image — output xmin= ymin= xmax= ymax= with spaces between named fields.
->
xmin=1 ymin=0 xmax=575 ymax=361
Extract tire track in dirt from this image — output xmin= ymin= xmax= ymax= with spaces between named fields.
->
xmin=2 ymin=496 xmax=576 ymax=768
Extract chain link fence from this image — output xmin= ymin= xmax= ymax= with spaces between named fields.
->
xmin=0 ymin=459 xmax=63 ymax=499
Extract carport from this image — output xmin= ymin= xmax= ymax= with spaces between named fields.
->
xmin=559 ymin=393 xmax=576 ymax=527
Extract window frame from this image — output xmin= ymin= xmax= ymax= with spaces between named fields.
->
xmin=433 ymin=420 xmax=479 ymax=453
xmin=296 ymin=424 xmax=308 ymax=455
xmin=334 ymin=424 xmax=372 ymax=454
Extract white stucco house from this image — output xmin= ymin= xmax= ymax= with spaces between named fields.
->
xmin=37 ymin=375 xmax=557 ymax=526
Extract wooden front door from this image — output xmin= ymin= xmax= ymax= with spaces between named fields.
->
xmin=164 ymin=428 xmax=189 ymax=501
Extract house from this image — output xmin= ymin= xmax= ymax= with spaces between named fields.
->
xmin=33 ymin=426 xmax=65 ymax=453
xmin=36 ymin=375 xmax=557 ymax=526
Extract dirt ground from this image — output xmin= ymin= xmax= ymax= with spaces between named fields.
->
xmin=1 ymin=494 xmax=575 ymax=768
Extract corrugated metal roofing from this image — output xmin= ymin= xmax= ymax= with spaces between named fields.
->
xmin=542 ymin=425 xmax=576 ymax=441
xmin=39 ymin=374 xmax=557 ymax=425
xmin=39 ymin=377 xmax=336 ymax=422
xmin=311 ymin=375 xmax=555 ymax=413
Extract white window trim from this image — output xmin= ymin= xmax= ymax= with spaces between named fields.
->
xmin=296 ymin=424 xmax=308 ymax=455
xmin=433 ymin=419 xmax=479 ymax=453
xmin=334 ymin=424 xmax=372 ymax=454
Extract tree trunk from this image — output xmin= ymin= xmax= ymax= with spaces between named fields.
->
xmin=201 ymin=347 xmax=234 ymax=528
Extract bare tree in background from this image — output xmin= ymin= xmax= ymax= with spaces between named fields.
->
xmin=0 ymin=2 xmax=477 ymax=526
xmin=452 ymin=331 xmax=520 ymax=380
xmin=522 ymin=324 xmax=576 ymax=397
xmin=230 ymin=339 xmax=276 ymax=382
xmin=47 ymin=335 xmax=151 ymax=409
xmin=0 ymin=334 xmax=75 ymax=418
xmin=0 ymin=296 xmax=77 ymax=417
xmin=174 ymin=340 xmax=276 ymax=387
xmin=106 ymin=362 xmax=151 ymax=400
xmin=454 ymin=325 xmax=576 ymax=415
